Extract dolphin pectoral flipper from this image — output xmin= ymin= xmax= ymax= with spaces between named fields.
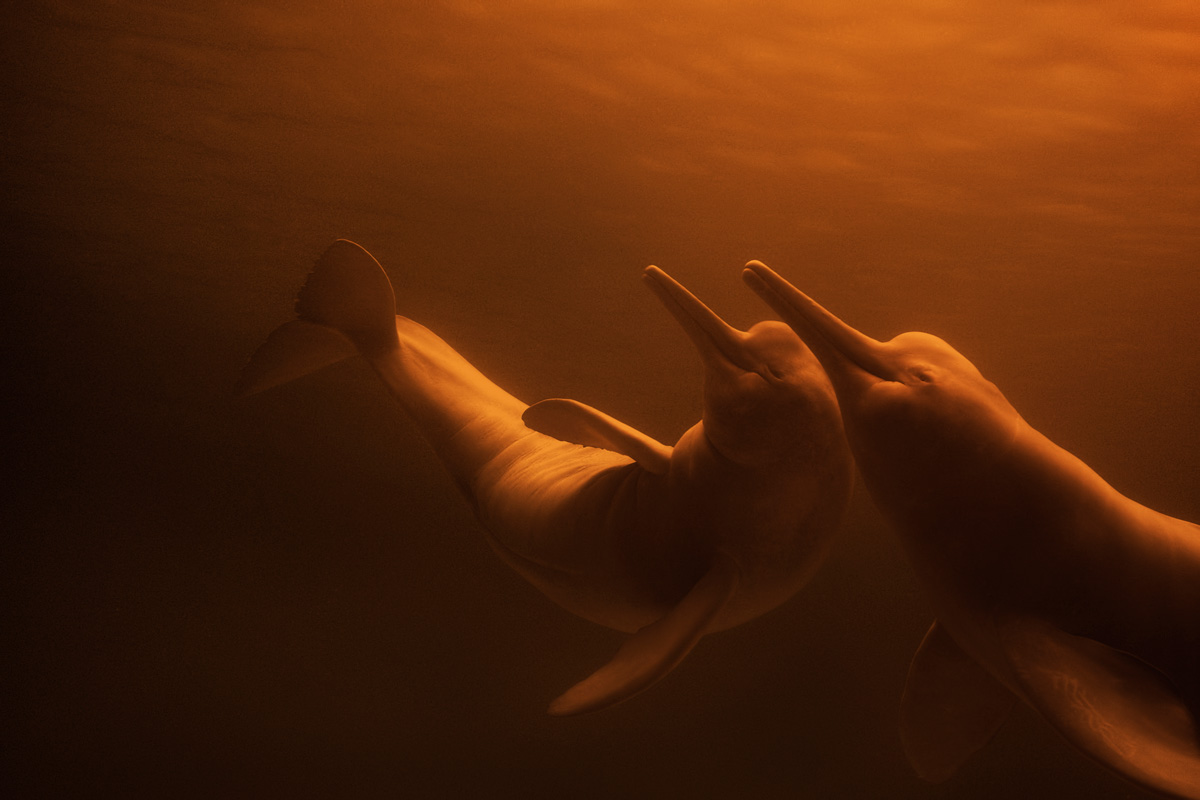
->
xmin=548 ymin=553 xmax=740 ymax=716
xmin=523 ymin=398 xmax=673 ymax=475
xmin=999 ymin=619 xmax=1200 ymax=799
xmin=900 ymin=621 xmax=1016 ymax=782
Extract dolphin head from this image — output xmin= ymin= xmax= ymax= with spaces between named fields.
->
xmin=740 ymin=261 xmax=1025 ymax=486
xmin=642 ymin=265 xmax=842 ymax=467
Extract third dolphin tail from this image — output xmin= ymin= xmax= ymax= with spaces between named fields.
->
xmin=236 ymin=240 xmax=400 ymax=397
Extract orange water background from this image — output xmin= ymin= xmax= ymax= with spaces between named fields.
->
xmin=5 ymin=2 xmax=1199 ymax=797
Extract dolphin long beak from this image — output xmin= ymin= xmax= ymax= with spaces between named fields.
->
xmin=741 ymin=260 xmax=897 ymax=382
xmin=642 ymin=266 xmax=753 ymax=371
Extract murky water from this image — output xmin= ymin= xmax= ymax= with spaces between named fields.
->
xmin=6 ymin=2 xmax=1198 ymax=796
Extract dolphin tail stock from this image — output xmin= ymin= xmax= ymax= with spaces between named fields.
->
xmin=237 ymin=240 xmax=399 ymax=397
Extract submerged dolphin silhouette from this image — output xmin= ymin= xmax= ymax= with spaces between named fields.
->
xmin=238 ymin=240 xmax=854 ymax=715
xmin=743 ymin=261 xmax=1200 ymax=798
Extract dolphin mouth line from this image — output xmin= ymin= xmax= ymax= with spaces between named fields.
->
xmin=741 ymin=261 xmax=897 ymax=385
xmin=642 ymin=265 xmax=763 ymax=377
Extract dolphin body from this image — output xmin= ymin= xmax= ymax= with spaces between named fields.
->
xmin=238 ymin=240 xmax=854 ymax=715
xmin=743 ymin=261 xmax=1200 ymax=798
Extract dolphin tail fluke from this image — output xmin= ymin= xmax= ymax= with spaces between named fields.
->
xmin=548 ymin=553 xmax=740 ymax=716
xmin=237 ymin=240 xmax=400 ymax=397
xmin=236 ymin=320 xmax=357 ymax=397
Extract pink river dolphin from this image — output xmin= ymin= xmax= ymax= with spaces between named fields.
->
xmin=239 ymin=240 xmax=854 ymax=715
xmin=744 ymin=260 xmax=1200 ymax=799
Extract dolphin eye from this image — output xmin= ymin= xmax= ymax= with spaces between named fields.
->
xmin=910 ymin=366 xmax=935 ymax=383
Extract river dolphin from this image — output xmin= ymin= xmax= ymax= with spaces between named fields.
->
xmin=237 ymin=240 xmax=854 ymax=715
xmin=742 ymin=261 xmax=1200 ymax=798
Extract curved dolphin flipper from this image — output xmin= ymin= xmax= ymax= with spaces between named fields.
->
xmin=549 ymin=553 xmax=740 ymax=716
xmin=999 ymin=620 xmax=1200 ymax=799
xmin=523 ymin=398 xmax=673 ymax=475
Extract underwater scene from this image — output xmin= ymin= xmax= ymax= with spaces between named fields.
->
xmin=6 ymin=2 xmax=1199 ymax=797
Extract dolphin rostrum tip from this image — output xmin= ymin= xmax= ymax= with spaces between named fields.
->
xmin=642 ymin=265 xmax=666 ymax=283
xmin=741 ymin=262 xmax=772 ymax=290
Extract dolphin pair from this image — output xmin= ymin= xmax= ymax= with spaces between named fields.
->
xmin=238 ymin=241 xmax=854 ymax=715
xmin=743 ymin=261 xmax=1200 ymax=799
